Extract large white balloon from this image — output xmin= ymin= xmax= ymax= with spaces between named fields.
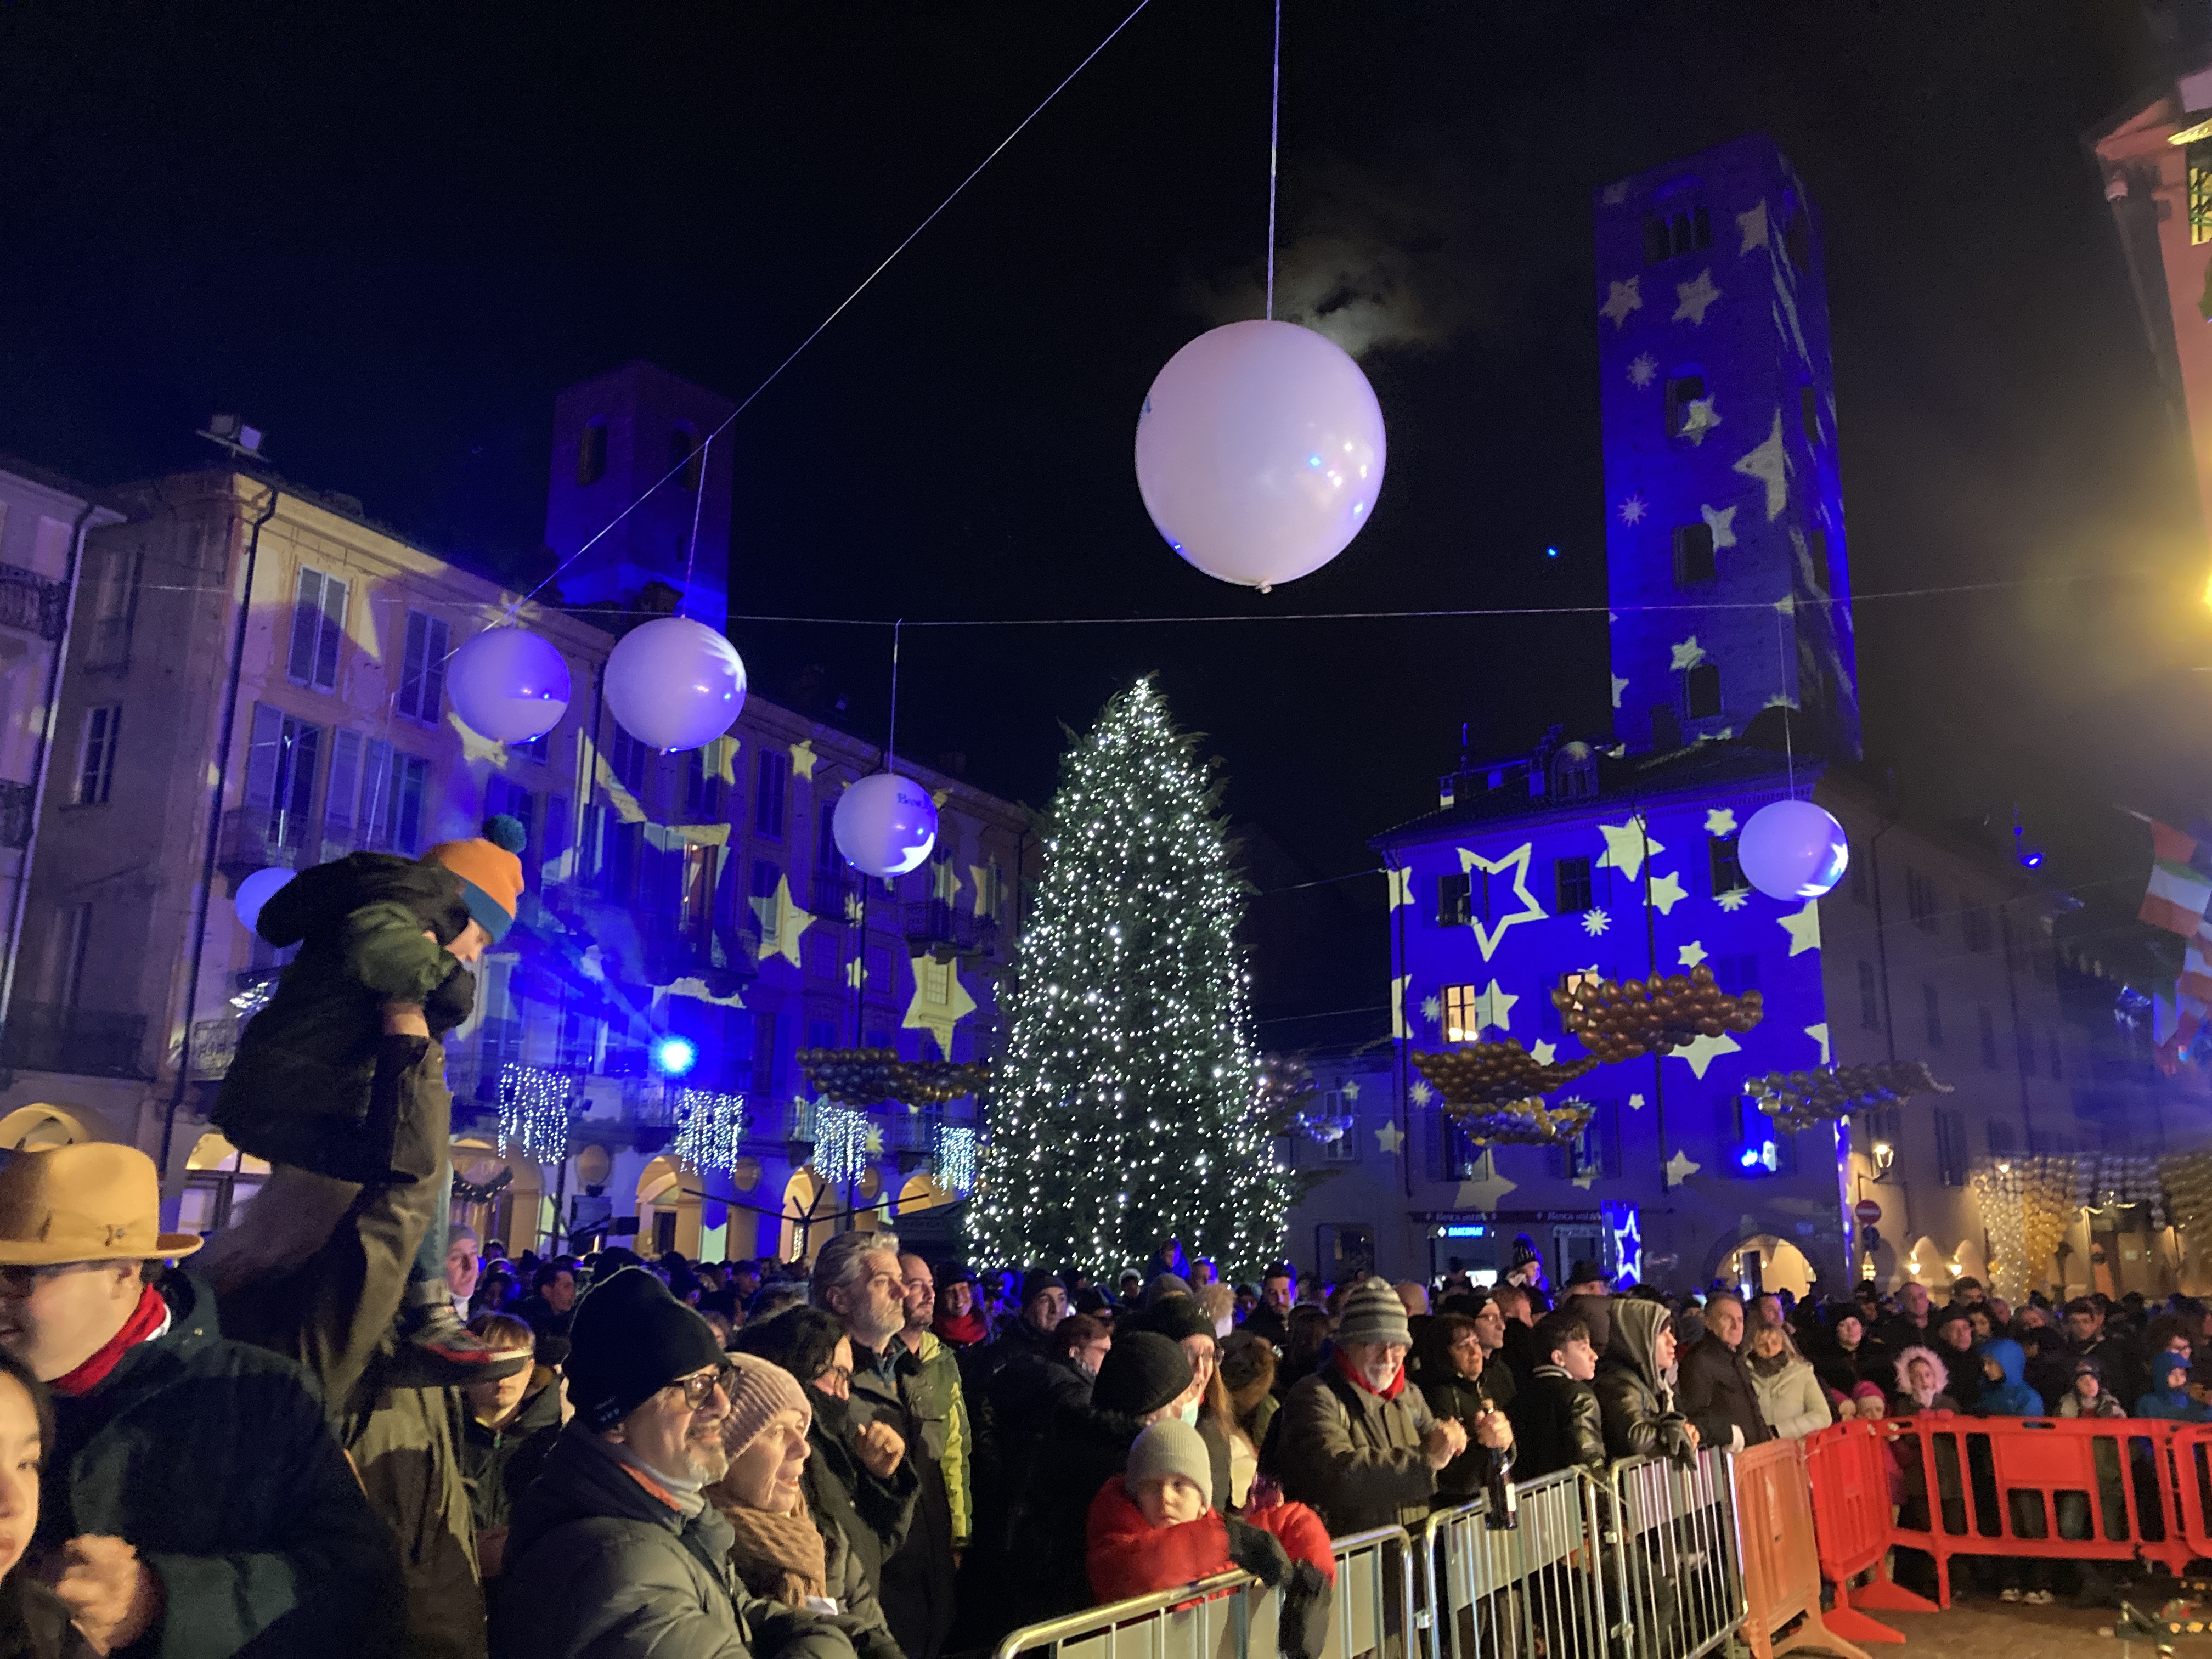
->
xmin=833 ymin=772 xmax=938 ymax=878
xmin=1135 ymin=319 xmax=1387 ymax=590
xmin=1739 ymin=799 xmax=1850 ymax=900
xmin=605 ymin=617 xmax=748 ymax=753
xmin=234 ymin=866 xmax=295 ymax=936
xmin=448 ymin=627 xmax=572 ymax=743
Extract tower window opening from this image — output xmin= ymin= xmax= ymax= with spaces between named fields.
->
xmin=1673 ymin=523 xmax=1716 ymax=586
xmin=576 ymin=419 xmax=608 ymax=486
xmin=671 ymin=425 xmax=703 ymax=491
xmin=1665 ymin=376 xmax=1707 ymax=436
xmin=1685 ymin=663 xmax=1722 ymax=720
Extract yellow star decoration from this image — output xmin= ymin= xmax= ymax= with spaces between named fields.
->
xmin=1716 ymin=889 xmax=1751 ymax=913
xmin=844 ymin=892 xmax=867 ymax=925
xmin=864 ymin=1125 xmax=884 ymax=1157
xmin=1672 ymin=267 xmax=1722 ymax=324
xmin=1701 ymin=504 xmax=1738 ymax=550
xmin=933 ymin=859 xmax=963 ymax=905
xmin=1599 ymin=276 xmax=1643 ymax=328
xmin=751 ymin=876 xmax=815 ymax=969
xmin=1704 ymin=808 xmax=1737 ymax=836
xmin=1670 ymin=636 xmax=1707 ymax=672
xmin=1805 ymin=1022 xmax=1831 ymax=1065
xmin=845 ymin=956 xmax=865 ymax=991
xmin=1678 ymin=941 xmax=1708 ymax=968
xmin=1392 ymin=976 xmax=1412 ymax=1039
xmin=707 ymin=735 xmax=740 ymax=786
xmin=1456 ymin=844 xmax=1548 ymax=959
xmin=1387 ymin=866 xmax=1415 ymax=910
xmin=1374 ymin=1121 xmax=1405 ymax=1156
xmin=1737 ymin=199 xmax=1769 ymax=253
xmin=1421 ymin=995 xmax=1442 ymax=1024
xmin=1456 ymin=1165 xmax=1520 ymax=1212
xmin=1647 ymin=871 xmax=1688 ymax=915
xmin=1596 ymin=817 xmax=1661 ymax=881
xmin=903 ymin=952 xmax=977 ymax=1057
xmin=970 ymin=862 xmax=1002 ymax=919
xmin=788 ymin=740 xmax=819 ymax=781
xmin=1342 ymin=1078 xmax=1362 ymax=1102
xmin=1778 ymin=899 xmax=1822 ymax=957
xmin=1734 ymin=409 xmax=1790 ymax=521
xmin=1628 ymin=1093 xmax=1646 ymax=1110
xmin=590 ymin=738 xmax=648 ymax=825
xmin=654 ymin=977 xmax=746 ymax=1010
xmin=1572 ymin=1171 xmax=1598 ymax=1190
xmin=1670 ymin=1031 xmax=1741 ymax=1079
xmin=1664 ymin=1149 xmax=1702 ymax=1186
xmin=1474 ymin=980 xmax=1519 ymax=1034
xmin=1530 ymin=1039 xmax=1558 ymax=1065
xmin=1409 ymin=1079 xmax=1435 ymax=1107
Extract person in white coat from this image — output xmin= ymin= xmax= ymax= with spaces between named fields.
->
xmin=1743 ymin=1318 xmax=1831 ymax=1440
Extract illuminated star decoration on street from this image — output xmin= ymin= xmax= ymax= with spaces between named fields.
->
xmin=1599 ymin=276 xmax=1643 ymax=329
xmin=1670 ymin=636 xmax=1708 ymax=672
xmin=1647 ymin=871 xmax=1688 ymax=915
xmin=1530 ymin=1040 xmax=1558 ymax=1065
xmin=1701 ymin=503 xmax=1739 ymax=549
xmin=1582 ymin=908 xmax=1611 ymax=936
xmin=1619 ymin=494 xmax=1648 ymax=526
xmin=1704 ymin=808 xmax=1737 ymax=836
xmin=1673 ymin=268 xmax=1722 ymax=324
xmin=1805 ymin=1022 xmax=1831 ymax=1065
xmin=1409 ymin=1079 xmax=1435 ymax=1107
xmin=1716 ymin=888 xmax=1751 ymax=913
xmin=1734 ymin=409 xmax=1791 ymax=520
xmin=1778 ymin=899 xmax=1823 ymax=957
xmin=845 ymin=955 xmax=865 ymax=990
xmin=1595 ymin=816 xmax=1662 ymax=882
xmin=1472 ymin=980 xmax=1519 ymax=1034
xmin=1387 ymin=867 xmax=1415 ymax=910
xmin=1455 ymin=1164 xmax=1520 ymax=1212
xmin=1670 ymin=1031 xmax=1741 ymax=1079
xmin=1628 ymin=1092 xmax=1646 ymax=1110
xmin=1628 ymin=353 xmax=1658 ymax=389
xmin=1375 ymin=1121 xmax=1405 ymax=1156
xmin=1457 ymin=843 xmax=1550 ymax=960
xmin=1664 ymin=1149 xmax=1703 ymax=1186
xmin=902 ymin=955 xmax=978 ymax=1057
xmin=752 ymin=876 xmax=816 ymax=969
xmin=1573 ymin=1170 xmax=1598 ymax=1190
xmin=1678 ymin=940 xmax=1709 ymax=968
xmin=1612 ymin=675 xmax=1629 ymax=710
xmin=1737 ymin=199 xmax=1769 ymax=253
xmin=1678 ymin=397 xmax=1722 ymax=446
xmin=1342 ymin=1079 xmax=1361 ymax=1101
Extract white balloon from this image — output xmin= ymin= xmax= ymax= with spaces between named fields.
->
xmin=234 ymin=866 xmax=295 ymax=935
xmin=604 ymin=617 xmax=748 ymax=753
xmin=1739 ymin=799 xmax=1850 ymax=900
xmin=1135 ymin=319 xmax=1387 ymax=590
xmin=448 ymin=628 xmax=572 ymax=743
xmin=833 ymin=772 xmax=938 ymax=878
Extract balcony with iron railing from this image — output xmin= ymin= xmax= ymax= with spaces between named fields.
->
xmin=0 ymin=565 xmax=65 ymax=643
xmin=900 ymin=901 xmax=998 ymax=957
xmin=1 ymin=1004 xmax=150 ymax=1079
xmin=218 ymin=806 xmax=317 ymax=873
xmin=0 ymin=780 xmax=33 ymax=850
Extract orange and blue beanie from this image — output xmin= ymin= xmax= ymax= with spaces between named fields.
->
xmin=422 ymin=815 xmax=527 ymax=944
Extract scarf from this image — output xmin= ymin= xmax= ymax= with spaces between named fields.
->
xmin=1746 ymin=1347 xmax=1794 ymax=1380
xmin=933 ymin=1309 xmax=987 ymax=1347
xmin=603 ymin=1434 xmax=708 ymax=1519
xmin=1333 ymin=1347 xmax=1406 ymax=1402
xmin=715 ymin=1494 xmax=829 ymax=1607
xmin=50 ymin=1283 xmax=170 ymax=1398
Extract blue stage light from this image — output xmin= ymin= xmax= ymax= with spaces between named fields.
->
xmin=653 ymin=1035 xmax=698 ymax=1076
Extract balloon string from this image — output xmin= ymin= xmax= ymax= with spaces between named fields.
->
xmin=679 ymin=430 xmax=713 ymax=622
xmin=1779 ymin=609 xmax=1796 ymax=798
xmin=490 ymin=0 xmax=1156 ymax=633
xmin=1265 ymin=0 xmax=1282 ymax=321
xmin=887 ymin=618 xmax=903 ymax=774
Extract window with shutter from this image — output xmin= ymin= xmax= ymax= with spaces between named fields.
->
xmin=287 ymin=570 xmax=345 ymax=692
xmin=386 ymin=755 xmax=428 ymax=854
xmin=397 ymin=610 xmax=448 ymax=723
xmin=756 ymin=751 xmax=788 ymax=839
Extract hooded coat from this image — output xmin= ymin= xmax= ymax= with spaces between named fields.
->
xmin=1974 ymin=1338 xmax=2044 ymax=1417
xmin=1593 ymin=1300 xmax=1697 ymax=1466
xmin=2134 ymin=1351 xmax=2210 ymax=1421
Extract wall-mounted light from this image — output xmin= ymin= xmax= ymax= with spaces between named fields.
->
xmin=1872 ymin=1140 xmax=1895 ymax=1180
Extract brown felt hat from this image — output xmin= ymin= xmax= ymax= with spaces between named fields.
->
xmin=0 ymin=1143 xmax=202 ymax=1265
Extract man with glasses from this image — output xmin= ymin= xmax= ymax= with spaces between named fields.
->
xmin=0 ymin=1142 xmax=400 ymax=1654
xmin=497 ymin=1267 xmax=856 ymax=1659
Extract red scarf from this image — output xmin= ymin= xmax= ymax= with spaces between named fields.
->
xmin=51 ymin=1283 xmax=169 ymax=1398
xmin=1333 ymin=1347 xmax=1406 ymax=1402
xmin=933 ymin=1310 xmax=987 ymax=1347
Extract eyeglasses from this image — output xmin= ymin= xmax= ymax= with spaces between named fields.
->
xmin=675 ymin=1366 xmax=732 ymax=1409
xmin=0 ymin=1261 xmax=101 ymax=1299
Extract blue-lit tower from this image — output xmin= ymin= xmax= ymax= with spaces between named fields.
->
xmin=1596 ymin=133 xmax=1860 ymax=759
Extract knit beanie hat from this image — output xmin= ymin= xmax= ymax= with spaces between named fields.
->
xmin=721 ymin=1351 xmax=812 ymax=1457
xmin=1143 ymin=1273 xmax=1193 ymax=1307
xmin=1336 ymin=1276 xmax=1413 ymax=1347
xmin=1093 ymin=1331 xmax=1193 ymax=1417
xmin=567 ymin=1267 xmax=727 ymax=1432
xmin=1132 ymin=1294 xmax=1215 ymax=1346
xmin=1126 ymin=1419 xmax=1212 ymax=1499
xmin=1020 ymin=1270 xmax=1067 ymax=1307
xmin=1849 ymin=1381 xmax=1886 ymax=1404
xmin=422 ymin=815 xmax=528 ymax=944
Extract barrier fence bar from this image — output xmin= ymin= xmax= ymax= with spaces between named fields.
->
xmin=991 ymin=1567 xmax=1275 ymax=1659
xmin=1322 ymin=1526 xmax=1414 ymax=1659
xmin=1606 ymin=1445 xmax=1747 ymax=1659
xmin=1418 ymin=1470 xmax=1608 ymax=1659
xmin=1731 ymin=1436 xmax=1871 ymax=1659
xmin=1799 ymin=1419 xmax=1937 ymax=1645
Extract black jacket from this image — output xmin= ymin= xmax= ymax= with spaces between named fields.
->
xmin=1506 ymin=1367 xmax=1607 ymax=1483
xmin=1418 ymin=1370 xmax=1510 ymax=1502
xmin=984 ymin=1378 xmax=1154 ymax=1640
xmin=850 ymin=1341 xmax=954 ymax=1659
xmin=805 ymin=1390 xmax=918 ymax=1611
xmin=1594 ymin=1301 xmax=1697 ymax=1466
xmin=43 ymin=1273 xmax=403 ymax=1659
xmin=0 ymin=1577 xmax=92 ymax=1659
xmin=460 ymin=1369 xmax=566 ymax=1533
xmin=1677 ymin=1334 xmax=1775 ymax=1451
xmin=1241 ymin=1306 xmax=1289 ymax=1350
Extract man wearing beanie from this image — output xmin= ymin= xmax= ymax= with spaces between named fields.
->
xmin=496 ymin=1270 xmax=857 ymax=1659
xmin=1276 ymin=1276 xmax=1468 ymax=1534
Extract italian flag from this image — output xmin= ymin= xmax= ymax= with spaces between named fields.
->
xmin=2140 ymin=820 xmax=2212 ymax=938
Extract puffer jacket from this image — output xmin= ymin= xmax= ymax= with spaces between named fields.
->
xmin=494 ymin=1424 xmax=859 ymax=1659
xmin=461 ymin=1368 xmax=567 ymax=1534
xmin=1594 ymin=1301 xmax=1697 ymax=1466
xmin=1506 ymin=1366 xmax=1606 ymax=1483
xmin=1977 ymin=1338 xmax=2044 ymax=1417
xmin=904 ymin=1330 xmax=973 ymax=1545
xmin=1745 ymin=1356 xmax=1830 ymax=1440
xmin=1273 ymin=1357 xmax=1439 ymax=1534
xmin=213 ymin=851 xmax=476 ymax=1178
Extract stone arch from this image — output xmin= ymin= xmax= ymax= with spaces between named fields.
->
xmin=898 ymin=1172 xmax=953 ymax=1216
xmin=1904 ymin=1234 xmax=1946 ymax=1294
xmin=637 ymin=1154 xmax=696 ymax=1257
xmin=0 ymin=1103 xmax=103 ymax=1150
xmin=780 ymin=1169 xmax=824 ymax=1267
xmin=1716 ymin=1233 xmax=1816 ymax=1301
xmin=449 ymin=1137 xmax=547 ymax=1256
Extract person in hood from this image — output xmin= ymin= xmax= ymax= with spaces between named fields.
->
xmin=2135 ymin=1350 xmax=2211 ymax=1421
xmin=1971 ymin=1337 xmax=2053 ymax=1603
xmin=1975 ymin=1338 xmax=2042 ymax=1417
xmin=1887 ymin=1346 xmax=1963 ymax=1602
xmin=1594 ymin=1299 xmax=1698 ymax=1466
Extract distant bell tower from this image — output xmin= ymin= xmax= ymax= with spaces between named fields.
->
xmin=544 ymin=361 xmax=735 ymax=631
xmin=1595 ymin=133 xmax=1860 ymax=759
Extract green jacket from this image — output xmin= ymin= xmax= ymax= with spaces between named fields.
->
xmin=41 ymin=1273 xmax=404 ymax=1659
xmin=905 ymin=1330 xmax=972 ymax=1545
xmin=213 ymin=852 xmax=473 ymax=1176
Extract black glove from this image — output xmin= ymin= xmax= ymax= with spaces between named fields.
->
xmin=425 ymin=961 xmax=477 ymax=1039
xmin=1222 ymin=1516 xmax=1292 ymax=1587
xmin=1276 ymin=1559 xmax=1332 ymax=1659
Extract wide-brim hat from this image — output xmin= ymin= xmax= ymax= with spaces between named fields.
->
xmin=0 ymin=1142 xmax=202 ymax=1265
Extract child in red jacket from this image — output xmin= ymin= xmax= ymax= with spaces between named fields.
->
xmin=1088 ymin=1420 xmax=1335 ymax=1658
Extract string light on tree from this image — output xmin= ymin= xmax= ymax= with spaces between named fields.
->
xmin=672 ymin=1089 xmax=747 ymax=1174
xmin=962 ymin=677 xmax=1291 ymax=1278
xmin=813 ymin=1105 xmax=871 ymax=1190
xmin=935 ymin=1125 xmax=978 ymax=1195
xmin=498 ymin=1064 xmax=573 ymax=1166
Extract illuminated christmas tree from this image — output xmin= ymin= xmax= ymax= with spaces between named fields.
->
xmin=964 ymin=678 xmax=1289 ymax=1277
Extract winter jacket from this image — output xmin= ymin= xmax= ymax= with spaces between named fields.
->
xmin=2055 ymin=1355 xmax=2128 ymax=1420
xmin=1505 ymin=1365 xmax=1606 ymax=1483
xmin=1976 ymin=1338 xmax=2045 ymax=1417
xmin=1813 ymin=1336 xmax=1889 ymax=1403
xmin=1594 ymin=1300 xmax=1697 ymax=1466
xmin=1677 ymin=1333 xmax=1775 ymax=1452
xmin=851 ymin=1339 xmax=955 ymax=1659
xmin=42 ymin=1272 xmax=404 ymax=1659
xmin=704 ymin=1486 xmax=902 ymax=1659
xmin=0 ymin=1576 xmax=94 ymax=1659
xmin=805 ymin=1390 xmax=919 ymax=1615
xmin=988 ymin=1376 xmax=1158 ymax=1635
xmin=213 ymin=852 xmax=476 ymax=1180
xmin=1084 ymin=1479 xmax=1334 ymax=1601
xmin=904 ymin=1330 xmax=972 ymax=1545
xmin=1418 ymin=1369 xmax=1512 ymax=1502
xmin=495 ymin=1424 xmax=860 ymax=1659
xmin=1746 ymin=1357 xmax=1830 ymax=1440
xmin=1273 ymin=1360 xmax=1438 ymax=1534
xmin=461 ymin=1368 xmax=567 ymax=1534
xmin=2134 ymin=1351 xmax=2210 ymax=1421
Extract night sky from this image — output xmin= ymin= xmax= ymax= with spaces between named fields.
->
xmin=2 ymin=4 xmax=2205 ymax=1030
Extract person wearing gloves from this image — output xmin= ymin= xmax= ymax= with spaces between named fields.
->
xmin=1594 ymin=1299 xmax=1699 ymax=1466
xmin=493 ymin=1268 xmax=856 ymax=1659
xmin=1273 ymin=1277 xmax=1470 ymax=1534
xmin=1087 ymin=1420 xmax=1334 ymax=1658
xmin=1742 ymin=1319 xmax=1831 ymax=1440
xmin=706 ymin=1352 xmax=901 ymax=1659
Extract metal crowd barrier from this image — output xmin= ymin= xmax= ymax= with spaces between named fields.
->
xmin=1606 ymin=1446 xmax=1748 ymax=1659
xmin=1418 ymin=1469 xmax=1608 ymax=1659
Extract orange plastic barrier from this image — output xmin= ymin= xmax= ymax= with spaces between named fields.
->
xmin=1734 ymin=1436 xmax=1873 ymax=1659
xmin=1874 ymin=1415 xmax=2192 ymax=1607
xmin=1801 ymin=1420 xmax=1938 ymax=1644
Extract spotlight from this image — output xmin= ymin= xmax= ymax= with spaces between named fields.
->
xmin=652 ymin=1035 xmax=698 ymax=1077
